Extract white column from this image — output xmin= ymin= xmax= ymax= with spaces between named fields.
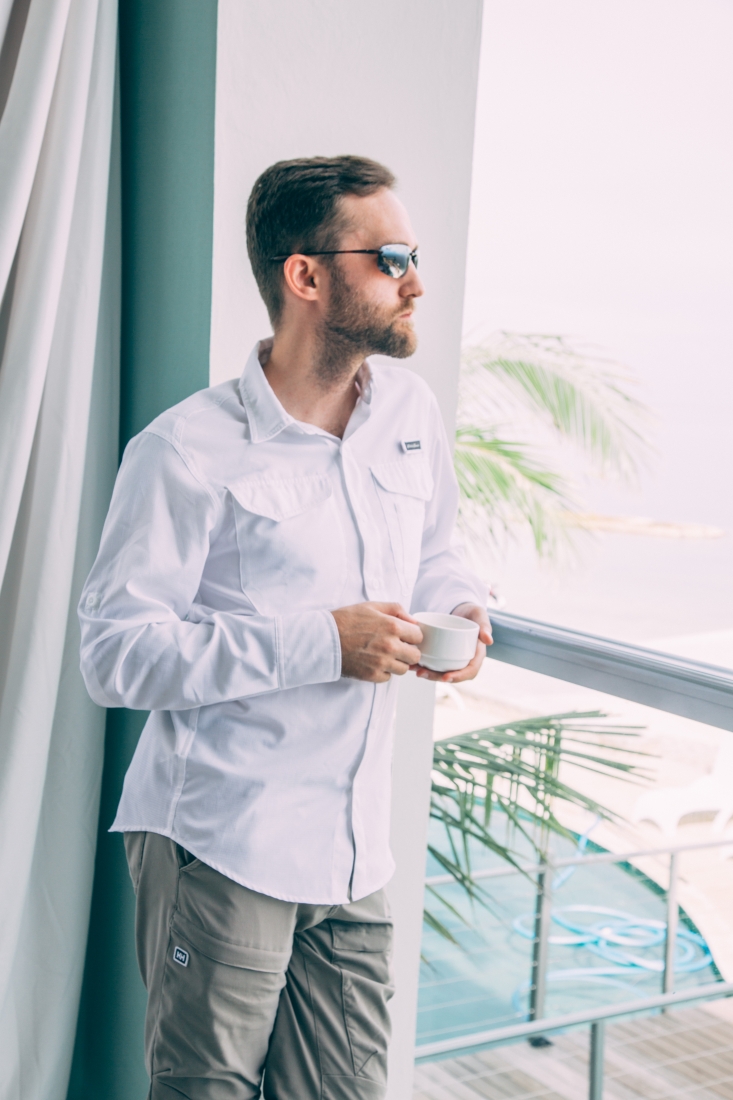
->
xmin=385 ymin=675 xmax=436 ymax=1096
xmin=210 ymin=3 xmax=484 ymax=1091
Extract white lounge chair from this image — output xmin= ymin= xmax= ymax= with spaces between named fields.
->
xmin=632 ymin=736 xmax=733 ymax=838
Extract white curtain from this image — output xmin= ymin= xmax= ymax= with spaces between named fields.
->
xmin=0 ymin=0 xmax=118 ymax=1095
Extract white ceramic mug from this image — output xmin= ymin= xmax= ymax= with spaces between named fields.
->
xmin=413 ymin=611 xmax=480 ymax=672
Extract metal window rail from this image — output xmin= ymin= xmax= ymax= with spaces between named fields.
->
xmin=485 ymin=610 xmax=733 ymax=732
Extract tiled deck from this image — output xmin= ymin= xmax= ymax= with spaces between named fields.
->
xmin=414 ymin=1006 xmax=733 ymax=1100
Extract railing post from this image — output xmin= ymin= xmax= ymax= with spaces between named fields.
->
xmin=589 ymin=1020 xmax=605 ymax=1100
xmin=664 ymin=851 xmax=679 ymax=997
xmin=529 ymin=861 xmax=552 ymax=1024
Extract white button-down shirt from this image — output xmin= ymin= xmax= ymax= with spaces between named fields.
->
xmin=79 ymin=341 xmax=485 ymax=904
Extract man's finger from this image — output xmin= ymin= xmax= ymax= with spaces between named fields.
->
xmin=388 ymin=642 xmax=425 ymax=675
xmin=389 ymin=659 xmax=415 ymax=677
xmin=369 ymin=603 xmax=424 ymax=644
xmin=374 ymin=602 xmax=419 ymax=624
xmin=415 ymin=635 xmax=487 ymax=682
xmin=415 ymin=665 xmax=453 ymax=682
xmin=447 ymin=637 xmax=488 ymax=681
xmin=446 ymin=652 xmax=484 ymax=682
xmin=391 ymin=618 xmax=423 ymax=646
xmin=391 ymin=641 xmax=423 ymax=667
xmin=450 ymin=603 xmax=492 ymax=644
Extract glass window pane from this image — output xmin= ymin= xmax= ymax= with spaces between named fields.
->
xmin=461 ymin=1 xmax=733 ymax=670
xmin=419 ymin=661 xmax=732 ymax=1049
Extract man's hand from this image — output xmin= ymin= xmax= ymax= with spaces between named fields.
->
xmin=413 ymin=602 xmax=492 ymax=684
xmin=331 ymin=602 xmax=423 ymax=683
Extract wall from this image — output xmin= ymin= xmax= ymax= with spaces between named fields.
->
xmin=210 ymin=0 xmax=483 ymax=421
xmin=210 ymin=3 xmax=483 ymax=1092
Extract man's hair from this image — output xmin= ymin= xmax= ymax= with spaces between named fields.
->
xmin=246 ymin=155 xmax=396 ymax=326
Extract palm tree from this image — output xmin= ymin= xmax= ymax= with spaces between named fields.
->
xmin=455 ymin=332 xmax=649 ymax=560
xmin=423 ymin=334 xmax=650 ymax=937
xmin=427 ymin=711 xmax=648 ymax=942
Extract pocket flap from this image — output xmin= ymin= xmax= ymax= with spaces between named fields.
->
xmin=171 ymin=911 xmax=289 ymax=972
xmin=331 ymin=920 xmax=392 ymax=954
xmin=227 ymin=473 xmax=332 ymax=521
xmin=370 ymin=457 xmax=433 ymax=501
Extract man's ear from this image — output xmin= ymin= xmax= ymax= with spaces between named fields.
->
xmin=282 ymin=254 xmax=322 ymax=303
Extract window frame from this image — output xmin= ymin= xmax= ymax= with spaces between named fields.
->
xmin=487 ymin=611 xmax=733 ymax=732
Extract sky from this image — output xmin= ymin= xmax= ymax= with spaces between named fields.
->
xmin=462 ymin=0 xmax=733 ymax=651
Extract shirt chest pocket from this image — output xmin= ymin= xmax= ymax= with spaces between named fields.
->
xmin=227 ymin=474 xmax=347 ymax=615
xmin=370 ymin=457 xmax=434 ymax=596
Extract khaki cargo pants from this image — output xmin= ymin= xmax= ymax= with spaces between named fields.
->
xmin=124 ymin=832 xmax=394 ymax=1099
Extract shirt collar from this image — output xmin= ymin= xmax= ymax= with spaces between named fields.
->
xmin=238 ymin=339 xmax=294 ymax=443
xmin=238 ymin=339 xmax=375 ymax=443
xmin=354 ymin=360 xmax=373 ymax=405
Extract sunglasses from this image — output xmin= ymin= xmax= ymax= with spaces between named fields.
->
xmin=269 ymin=243 xmax=419 ymax=279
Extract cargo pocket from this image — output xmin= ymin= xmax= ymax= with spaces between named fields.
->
xmin=330 ymin=921 xmax=393 ymax=1083
xmin=370 ymin=456 xmax=433 ymax=595
xmin=149 ymin=909 xmax=291 ymax=1086
xmin=170 ymin=909 xmax=291 ymax=973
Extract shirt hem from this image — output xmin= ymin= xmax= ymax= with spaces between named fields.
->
xmin=109 ymin=823 xmax=391 ymax=906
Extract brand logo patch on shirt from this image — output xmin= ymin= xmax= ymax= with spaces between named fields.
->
xmin=173 ymin=946 xmax=189 ymax=967
xmin=400 ymin=439 xmax=421 ymax=452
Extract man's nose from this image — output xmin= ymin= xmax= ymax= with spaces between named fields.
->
xmin=402 ymin=263 xmax=424 ymax=298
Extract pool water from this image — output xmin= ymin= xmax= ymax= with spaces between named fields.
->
xmin=417 ymin=813 xmax=720 ymax=1050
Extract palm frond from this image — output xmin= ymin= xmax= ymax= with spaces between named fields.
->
xmin=460 ymin=333 xmax=650 ymax=480
xmin=454 ymin=428 xmax=574 ymax=556
xmin=424 ymin=712 xmax=649 ymax=942
xmin=422 ymin=897 xmax=463 ymax=946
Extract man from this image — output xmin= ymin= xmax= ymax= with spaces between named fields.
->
xmin=79 ymin=155 xmax=490 ymax=1099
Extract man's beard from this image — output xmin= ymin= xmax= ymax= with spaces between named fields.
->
xmin=316 ymin=261 xmax=417 ymax=384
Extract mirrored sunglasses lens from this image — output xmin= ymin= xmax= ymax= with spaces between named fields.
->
xmin=377 ymin=245 xmax=410 ymax=278
xmin=411 ymin=249 xmax=418 ymax=270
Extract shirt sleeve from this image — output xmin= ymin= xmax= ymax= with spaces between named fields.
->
xmin=78 ymin=431 xmax=341 ymax=711
xmin=410 ymin=396 xmax=487 ymax=615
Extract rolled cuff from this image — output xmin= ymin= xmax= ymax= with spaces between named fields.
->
xmin=277 ymin=609 xmax=342 ymax=689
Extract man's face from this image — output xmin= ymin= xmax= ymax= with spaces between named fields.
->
xmin=321 ymin=189 xmax=424 ymax=363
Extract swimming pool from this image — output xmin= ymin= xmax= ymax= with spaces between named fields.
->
xmin=417 ymin=812 xmax=720 ymax=1050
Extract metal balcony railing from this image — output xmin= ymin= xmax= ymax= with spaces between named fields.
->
xmin=417 ymin=611 xmax=733 ymax=1098
xmin=415 ymin=980 xmax=733 ymax=1100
